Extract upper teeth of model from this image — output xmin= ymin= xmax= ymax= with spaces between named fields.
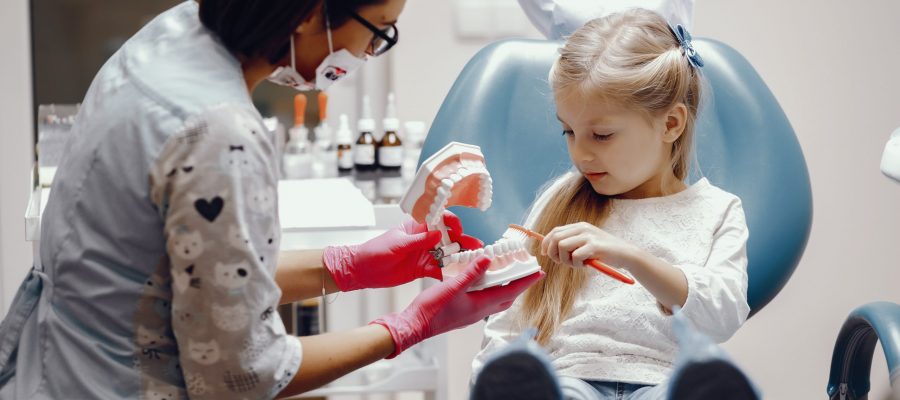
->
xmin=426 ymin=166 xmax=493 ymax=226
xmin=478 ymin=175 xmax=493 ymax=211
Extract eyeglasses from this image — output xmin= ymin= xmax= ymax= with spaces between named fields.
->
xmin=349 ymin=12 xmax=398 ymax=56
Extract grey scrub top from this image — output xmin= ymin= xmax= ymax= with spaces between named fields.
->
xmin=0 ymin=2 xmax=303 ymax=399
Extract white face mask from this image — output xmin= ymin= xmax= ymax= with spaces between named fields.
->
xmin=267 ymin=15 xmax=366 ymax=91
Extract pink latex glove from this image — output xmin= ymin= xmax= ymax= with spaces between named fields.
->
xmin=371 ymin=257 xmax=545 ymax=358
xmin=323 ymin=211 xmax=484 ymax=292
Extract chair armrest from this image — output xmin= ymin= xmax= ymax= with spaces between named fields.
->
xmin=827 ymin=301 xmax=900 ymax=399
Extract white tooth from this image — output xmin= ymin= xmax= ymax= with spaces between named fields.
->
xmin=500 ymin=241 xmax=510 ymax=254
xmin=450 ymin=253 xmax=460 ymax=263
xmin=428 ymin=212 xmax=442 ymax=226
xmin=516 ymin=250 xmax=531 ymax=261
xmin=457 ymin=167 xmax=469 ymax=176
xmin=450 ymin=173 xmax=462 ymax=182
xmin=493 ymin=245 xmax=506 ymax=258
xmin=460 ymin=252 xmax=472 ymax=263
xmin=484 ymin=246 xmax=494 ymax=258
xmin=475 ymin=248 xmax=485 ymax=258
xmin=441 ymin=243 xmax=461 ymax=255
xmin=437 ymin=187 xmax=450 ymax=198
xmin=480 ymin=198 xmax=492 ymax=210
xmin=441 ymin=179 xmax=454 ymax=189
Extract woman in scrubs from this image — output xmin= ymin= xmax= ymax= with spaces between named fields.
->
xmin=0 ymin=1 xmax=541 ymax=398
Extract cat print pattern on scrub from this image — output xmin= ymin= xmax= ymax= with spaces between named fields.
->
xmin=142 ymin=105 xmax=299 ymax=399
xmin=214 ymin=260 xmax=253 ymax=292
xmin=143 ymin=380 xmax=181 ymax=400
xmin=132 ymin=259 xmax=187 ymax=399
xmin=168 ymin=225 xmax=205 ymax=261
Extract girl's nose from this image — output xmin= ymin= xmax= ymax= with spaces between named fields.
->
xmin=572 ymin=136 xmax=596 ymax=163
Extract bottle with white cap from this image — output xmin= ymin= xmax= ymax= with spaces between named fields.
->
xmin=354 ymin=95 xmax=378 ymax=171
xmin=402 ymin=120 xmax=427 ymax=176
xmin=283 ymin=94 xmax=313 ymax=179
xmin=335 ymin=114 xmax=355 ymax=174
xmin=313 ymin=92 xmax=337 ymax=178
xmin=378 ymin=92 xmax=403 ymax=171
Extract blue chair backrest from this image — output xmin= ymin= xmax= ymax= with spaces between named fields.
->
xmin=422 ymin=39 xmax=812 ymax=315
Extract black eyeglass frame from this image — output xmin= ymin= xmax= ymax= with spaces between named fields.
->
xmin=349 ymin=12 xmax=398 ymax=56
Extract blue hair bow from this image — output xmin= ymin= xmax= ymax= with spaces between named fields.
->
xmin=670 ymin=24 xmax=704 ymax=69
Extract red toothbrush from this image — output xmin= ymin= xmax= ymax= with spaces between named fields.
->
xmin=508 ymin=224 xmax=635 ymax=285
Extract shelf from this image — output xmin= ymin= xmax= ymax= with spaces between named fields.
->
xmin=288 ymin=350 xmax=440 ymax=398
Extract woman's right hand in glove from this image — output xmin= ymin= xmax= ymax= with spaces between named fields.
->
xmin=371 ymin=256 xmax=544 ymax=358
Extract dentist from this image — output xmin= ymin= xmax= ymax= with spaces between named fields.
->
xmin=0 ymin=1 xmax=542 ymax=399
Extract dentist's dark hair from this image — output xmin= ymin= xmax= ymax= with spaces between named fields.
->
xmin=199 ymin=0 xmax=387 ymax=65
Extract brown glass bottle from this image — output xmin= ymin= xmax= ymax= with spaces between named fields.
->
xmin=336 ymin=114 xmax=354 ymax=174
xmin=354 ymin=128 xmax=378 ymax=172
xmin=378 ymin=129 xmax=403 ymax=171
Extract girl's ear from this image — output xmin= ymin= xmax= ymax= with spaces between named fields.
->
xmin=662 ymin=103 xmax=688 ymax=144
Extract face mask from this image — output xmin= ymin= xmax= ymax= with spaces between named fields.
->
xmin=267 ymin=14 xmax=366 ymax=91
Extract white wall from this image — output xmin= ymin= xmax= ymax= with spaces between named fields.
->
xmin=392 ymin=1 xmax=900 ymax=399
xmin=392 ymin=0 xmax=542 ymax=130
xmin=696 ymin=2 xmax=900 ymax=399
xmin=0 ymin=0 xmax=35 ymax=316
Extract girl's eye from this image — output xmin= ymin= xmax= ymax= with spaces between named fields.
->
xmin=593 ymin=133 xmax=615 ymax=141
xmin=561 ymin=130 xmax=574 ymax=137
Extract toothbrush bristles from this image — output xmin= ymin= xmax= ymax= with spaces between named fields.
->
xmin=508 ymin=224 xmax=544 ymax=241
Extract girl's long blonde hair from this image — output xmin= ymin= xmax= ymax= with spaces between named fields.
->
xmin=519 ymin=8 xmax=703 ymax=346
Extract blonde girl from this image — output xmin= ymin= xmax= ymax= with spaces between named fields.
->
xmin=471 ymin=8 xmax=755 ymax=400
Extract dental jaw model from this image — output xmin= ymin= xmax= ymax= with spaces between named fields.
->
xmin=400 ymin=142 xmax=541 ymax=291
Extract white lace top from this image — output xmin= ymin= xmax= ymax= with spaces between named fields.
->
xmin=472 ymin=172 xmax=751 ymax=386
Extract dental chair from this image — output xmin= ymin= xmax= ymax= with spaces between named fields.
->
xmin=827 ymin=301 xmax=900 ymax=399
xmin=423 ymin=38 xmax=812 ymax=315
xmin=421 ymin=37 xmax=894 ymax=398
